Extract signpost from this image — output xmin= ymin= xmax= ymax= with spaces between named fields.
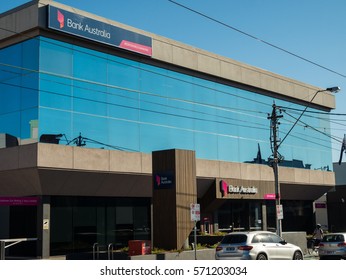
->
xmin=190 ymin=203 xmax=200 ymax=260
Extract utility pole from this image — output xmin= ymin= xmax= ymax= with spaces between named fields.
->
xmin=268 ymin=102 xmax=283 ymax=236
xmin=267 ymin=87 xmax=340 ymax=236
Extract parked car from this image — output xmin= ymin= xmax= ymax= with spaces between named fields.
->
xmin=318 ymin=233 xmax=346 ymax=260
xmin=215 ymin=231 xmax=303 ymax=260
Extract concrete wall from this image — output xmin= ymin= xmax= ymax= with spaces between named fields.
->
xmin=333 ymin=163 xmax=346 ymax=186
xmin=0 ymin=143 xmax=336 ymax=186
xmin=282 ymin=232 xmax=307 ymax=254
xmin=196 ymin=158 xmax=335 ymax=188
xmin=0 ymin=144 xmax=335 ymax=199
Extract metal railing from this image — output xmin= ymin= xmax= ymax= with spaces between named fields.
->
xmin=107 ymin=243 xmax=114 ymax=260
xmin=0 ymin=238 xmax=37 ymax=260
xmin=92 ymin=243 xmax=100 ymax=260
xmin=92 ymin=243 xmax=114 ymax=260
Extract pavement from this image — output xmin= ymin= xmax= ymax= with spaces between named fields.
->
xmin=304 ymin=253 xmax=319 ymax=260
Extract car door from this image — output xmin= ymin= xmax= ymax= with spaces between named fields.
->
xmin=258 ymin=233 xmax=279 ymax=260
xmin=267 ymin=233 xmax=292 ymax=260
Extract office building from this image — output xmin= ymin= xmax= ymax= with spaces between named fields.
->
xmin=0 ymin=0 xmax=336 ymax=258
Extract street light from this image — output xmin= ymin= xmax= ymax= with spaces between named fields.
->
xmin=269 ymin=86 xmax=340 ymax=237
xmin=279 ymin=86 xmax=340 ymax=147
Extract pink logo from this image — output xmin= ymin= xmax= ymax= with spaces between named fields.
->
xmin=57 ymin=10 xmax=64 ymax=28
xmin=220 ymin=180 xmax=228 ymax=197
xmin=155 ymin=175 xmax=161 ymax=187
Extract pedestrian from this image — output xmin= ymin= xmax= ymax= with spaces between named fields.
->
xmin=312 ymin=224 xmax=324 ymax=246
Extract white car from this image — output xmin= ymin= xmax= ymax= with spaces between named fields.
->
xmin=215 ymin=231 xmax=303 ymax=260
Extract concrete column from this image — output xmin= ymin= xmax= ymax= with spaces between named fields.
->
xmin=262 ymin=204 xmax=267 ymax=231
xmin=37 ymin=196 xmax=50 ymax=259
xmin=152 ymin=149 xmax=197 ymax=250
xmin=213 ymin=211 xmax=219 ymax=233
xmin=0 ymin=241 xmax=5 ymax=260
xmin=0 ymin=206 xmax=10 ymax=238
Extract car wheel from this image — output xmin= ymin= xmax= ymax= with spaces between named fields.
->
xmin=256 ymin=253 xmax=267 ymax=260
xmin=293 ymin=251 xmax=303 ymax=260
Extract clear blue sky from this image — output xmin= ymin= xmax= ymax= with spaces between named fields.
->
xmin=1 ymin=0 xmax=346 ymax=162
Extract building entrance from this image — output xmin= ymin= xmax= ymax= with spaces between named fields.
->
xmin=50 ymin=196 xmax=151 ymax=256
xmin=217 ymin=200 xmax=274 ymax=232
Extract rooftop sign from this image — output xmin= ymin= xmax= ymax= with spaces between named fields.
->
xmin=48 ymin=6 xmax=152 ymax=56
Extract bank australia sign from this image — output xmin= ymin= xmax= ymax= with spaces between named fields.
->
xmin=220 ymin=180 xmax=258 ymax=197
xmin=153 ymin=172 xmax=175 ymax=189
xmin=48 ymin=6 xmax=152 ymax=56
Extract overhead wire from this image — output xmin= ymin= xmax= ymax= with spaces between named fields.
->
xmin=168 ymin=0 xmax=346 ymax=158
xmin=280 ymin=106 xmax=346 ymax=116
xmin=168 ymin=0 xmax=346 ymax=79
xmin=282 ymin=110 xmax=342 ymax=144
xmin=282 ymin=107 xmax=346 ymax=131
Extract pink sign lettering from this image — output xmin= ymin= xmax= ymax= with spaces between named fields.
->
xmin=0 ymin=197 xmax=39 ymax=206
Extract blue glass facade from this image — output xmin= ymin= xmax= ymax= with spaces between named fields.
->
xmin=0 ymin=36 xmax=333 ymax=170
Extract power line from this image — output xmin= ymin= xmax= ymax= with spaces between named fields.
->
xmin=282 ymin=110 xmax=342 ymax=144
xmin=280 ymin=106 xmax=346 ymax=116
xmin=168 ymin=0 xmax=346 ymax=79
xmin=282 ymin=108 xmax=346 ymax=131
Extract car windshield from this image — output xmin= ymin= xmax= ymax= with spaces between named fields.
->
xmin=221 ymin=234 xmax=247 ymax=244
xmin=322 ymin=235 xmax=345 ymax=242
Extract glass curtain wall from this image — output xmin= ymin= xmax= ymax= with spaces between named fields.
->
xmin=0 ymin=39 xmax=39 ymax=141
xmin=0 ymin=36 xmax=333 ymax=171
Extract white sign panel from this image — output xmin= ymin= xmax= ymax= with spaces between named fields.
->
xmin=190 ymin=203 xmax=200 ymax=221
xmin=43 ymin=219 xmax=50 ymax=230
xmin=276 ymin=205 xmax=284 ymax=220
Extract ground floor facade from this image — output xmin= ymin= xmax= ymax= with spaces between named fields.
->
xmin=0 ymin=143 xmax=335 ymax=258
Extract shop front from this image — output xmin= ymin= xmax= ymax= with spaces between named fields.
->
xmin=199 ymin=178 xmax=276 ymax=234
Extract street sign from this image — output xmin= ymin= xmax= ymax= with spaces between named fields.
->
xmin=190 ymin=203 xmax=200 ymax=221
xmin=276 ymin=204 xmax=284 ymax=220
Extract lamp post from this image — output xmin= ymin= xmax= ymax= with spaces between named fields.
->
xmin=269 ymin=86 xmax=340 ymax=237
